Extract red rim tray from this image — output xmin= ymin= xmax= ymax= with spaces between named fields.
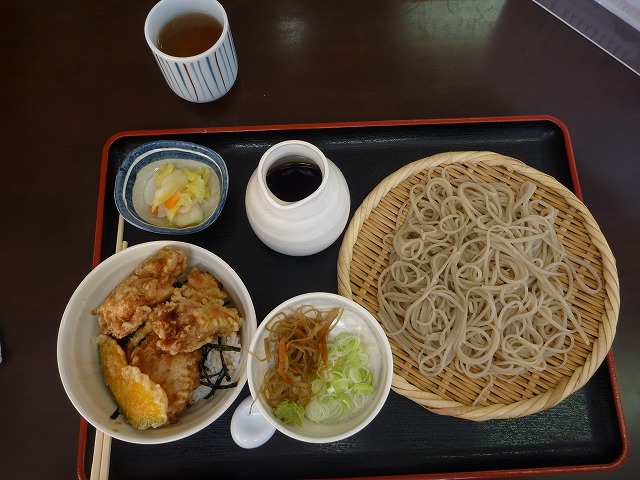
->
xmin=78 ymin=116 xmax=628 ymax=479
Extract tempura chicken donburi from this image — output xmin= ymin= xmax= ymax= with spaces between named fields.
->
xmin=92 ymin=246 xmax=243 ymax=429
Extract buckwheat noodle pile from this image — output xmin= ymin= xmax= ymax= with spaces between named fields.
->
xmin=377 ymin=166 xmax=603 ymax=403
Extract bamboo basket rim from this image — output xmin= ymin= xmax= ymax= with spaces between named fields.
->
xmin=337 ymin=151 xmax=619 ymax=421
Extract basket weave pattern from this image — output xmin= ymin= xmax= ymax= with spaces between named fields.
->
xmin=337 ymin=151 xmax=619 ymax=421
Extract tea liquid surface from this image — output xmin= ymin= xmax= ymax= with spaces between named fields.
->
xmin=157 ymin=12 xmax=223 ymax=57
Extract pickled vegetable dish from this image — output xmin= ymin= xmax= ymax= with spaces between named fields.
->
xmin=144 ymin=162 xmax=215 ymax=228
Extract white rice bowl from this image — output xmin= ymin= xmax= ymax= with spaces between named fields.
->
xmin=57 ymin=241 xmax=256 ymax=444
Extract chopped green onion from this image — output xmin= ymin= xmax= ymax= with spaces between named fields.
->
xmin=305 ymin=332 xmax=375 ymax=424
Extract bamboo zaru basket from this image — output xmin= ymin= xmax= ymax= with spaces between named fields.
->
xmin=337 ymin=151 xmax=619 ymax=421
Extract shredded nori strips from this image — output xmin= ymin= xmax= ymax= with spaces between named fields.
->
xmin=199 ymin=337 xmax=241 ymax=399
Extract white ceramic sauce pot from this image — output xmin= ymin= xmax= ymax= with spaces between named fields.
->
xmin=245 ymin=140 xmax=350 ymax=256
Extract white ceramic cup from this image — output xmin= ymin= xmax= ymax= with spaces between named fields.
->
xmin=144 ymin=0 xmax=238 ymax=103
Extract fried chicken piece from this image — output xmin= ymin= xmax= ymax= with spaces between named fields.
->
xmin=173 ymin=267 xmax=228 ymax=305
xmin=93 ymin=246 xmax=187 ymax=339
xmin=129 ymin=331 xmax=202 ymax=424
xmin=124 ymin=321 xmax=154 ymax=361
xmin=150 ymin=268 xmax=243 ymax=355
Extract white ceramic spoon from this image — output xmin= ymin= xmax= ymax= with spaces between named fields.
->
xmin=230 ymin=396 xmax=276 ymax=449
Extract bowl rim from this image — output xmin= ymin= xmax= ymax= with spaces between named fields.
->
xmin=247 ymin=291 xmax=393 ymax=443
xmin=114 ymin=140 xmax=229 ymax=235
xmin=57 ymin=240 xmax=256 ymax=444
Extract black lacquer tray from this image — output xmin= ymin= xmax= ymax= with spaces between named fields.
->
xmin=79 ymin=117 xmax=628 ymax=479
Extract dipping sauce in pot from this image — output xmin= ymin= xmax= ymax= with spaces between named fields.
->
xmin=266 ymin=156 xmax=322 ymax=202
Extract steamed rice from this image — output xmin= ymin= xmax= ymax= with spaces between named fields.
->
xmin=190 ymin=331 xmax=242 ymax=404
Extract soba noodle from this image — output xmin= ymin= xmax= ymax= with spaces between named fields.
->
xmin=377 ymin=166 xmax=602 ymax=403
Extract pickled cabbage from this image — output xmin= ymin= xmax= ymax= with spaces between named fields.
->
xmin=145 ymin=163 xmax=213 ymax=227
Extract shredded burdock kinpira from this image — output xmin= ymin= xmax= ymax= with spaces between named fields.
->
xmin=199 ymin=337 xmax=241 ymax=399
xmin=257 ymin=305 xmax=342 ymax=409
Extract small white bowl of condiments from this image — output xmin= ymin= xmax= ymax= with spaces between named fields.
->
xmin=243 ymin=292 xmax=393 ymax=444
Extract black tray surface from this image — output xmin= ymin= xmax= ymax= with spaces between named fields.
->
xmin=89 ymin=119 xmax=623 ymax=479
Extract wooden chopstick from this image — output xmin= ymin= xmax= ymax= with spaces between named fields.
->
xmin=90 ymin=215 xmax=128 ymax=480
xmin=89 ymin=431 xmax=107 ymax=480
xmin=115 ymin=214 xmax=125 ymax=253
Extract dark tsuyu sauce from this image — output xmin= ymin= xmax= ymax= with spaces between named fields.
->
xmin=266 ymin=157 xmax=323 ymax=202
